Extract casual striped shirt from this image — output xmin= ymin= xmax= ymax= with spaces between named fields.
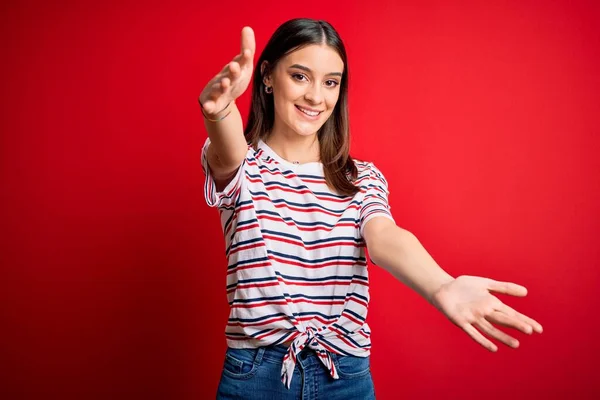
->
xmin=201 ymin=137 xmax=394 ymax=389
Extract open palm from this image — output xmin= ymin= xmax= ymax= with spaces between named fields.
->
xmin=199 ymin=26 xmax=256 ymax=115
xmin=431 ymin=275 xmax=543 ymax=351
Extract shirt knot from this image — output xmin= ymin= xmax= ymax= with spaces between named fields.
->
xmin=280 ymin=327 xmax=339 ymax=389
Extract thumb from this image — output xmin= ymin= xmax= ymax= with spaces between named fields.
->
xmin=487 ymin=279 xmax=528 ymax=297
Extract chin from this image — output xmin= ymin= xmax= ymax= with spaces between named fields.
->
xmin=291 ymin=126 xmax=322 ymax=137
xmin=295 ymin=128 xmax=320 ymax=137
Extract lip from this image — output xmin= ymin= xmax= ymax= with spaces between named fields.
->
xmin=296 ymin=105 xmax=324 ymax=113
xmin=295 ymin=105 xmax=322 ymax=120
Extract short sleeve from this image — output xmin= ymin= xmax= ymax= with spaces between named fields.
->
xmin=200 ymin=137 xmax=247 ymax=209
xmin=359 ymin=163 xmax=395 ymax=237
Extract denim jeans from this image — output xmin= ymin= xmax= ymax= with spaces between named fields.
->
xmin=216 ymin=343 xmax=376 ymax=399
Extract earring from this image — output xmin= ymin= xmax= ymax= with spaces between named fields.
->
xmin=265 ymin=85 xmax=273 ymax=94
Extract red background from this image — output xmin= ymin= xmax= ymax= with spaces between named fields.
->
xmin=2 ymin=0 xmax=599 ymax=398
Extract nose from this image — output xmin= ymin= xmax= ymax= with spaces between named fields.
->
xmin=304 ymin=82 xmax=324 ymax=105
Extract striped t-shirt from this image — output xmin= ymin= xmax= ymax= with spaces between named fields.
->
xmin=201 ymin=137 xmax=394 ymax=389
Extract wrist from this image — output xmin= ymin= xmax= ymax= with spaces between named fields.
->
xmin=200 ymin=100 xmax=234 ymax=122
xmin=429 ymin=274 xmax=455 ymax=309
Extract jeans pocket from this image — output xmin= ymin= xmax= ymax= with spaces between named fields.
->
xmin=222 ymin=348 xmax=261 ymax=380
xmin=332 ymin=354 xmax=371 ymax=379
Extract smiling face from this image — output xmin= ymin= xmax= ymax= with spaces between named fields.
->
xmin=263 ymin=44 xmax=344 ymax=139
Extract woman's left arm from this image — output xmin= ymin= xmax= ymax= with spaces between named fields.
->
xmin=363 ymin=217 xmax=543 ymax=351
xmin=363 ymin=217 xmax=454 ymax=304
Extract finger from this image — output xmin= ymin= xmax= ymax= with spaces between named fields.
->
xmin=496 ymin=303 xmax=544 ymax=333
xmin=201 ymin=99 xmax=215 ymax=114
xmin=202 ymin=82 xmax=225 ymax=112
xmin=217 ymin=62 xmax=232 ymax=78
xmin=486 ymin=311 xmax=533 ymax=335
xmin=475 ymin=318 xmax=519 ymax=349
xmin=487 ymin=280 xmax=528 ymax=297
xmin=221 ymin=77 xmax=231 ymax=91
xmin=240 ymin=26 xmax=255 ymax=57
xmin=461 ymin=323 xmax=497 ymax=352
xmin=209 ymin=81 xmax=224 ymax=100
xmin=228 ymin=61 xmax=241 ymax=80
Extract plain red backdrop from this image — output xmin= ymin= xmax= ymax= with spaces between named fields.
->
xmin=1 ymin=0 xmax=599 ymax=398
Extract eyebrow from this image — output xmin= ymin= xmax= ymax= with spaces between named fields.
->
xmin=288 ymin=64 xmax=343 ymax=77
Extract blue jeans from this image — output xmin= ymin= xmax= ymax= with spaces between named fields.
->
xmin=216 ymin=344 xmax=376 ymax=399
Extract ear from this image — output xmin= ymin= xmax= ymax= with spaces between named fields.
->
xmin=261 ymin=61 xmax=272 ymax=86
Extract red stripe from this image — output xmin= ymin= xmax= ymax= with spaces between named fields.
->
xmin=257 ymin=183 xmax=352 ymax=204
xmin=276 ymin=275 xmax=361 ymax=287
xmin=318 ymin=340 xmax=337 ymax=354
xmin=268 ymin=254 xmax=365 ymax=269
xmin=226 ymin=261 xmax=271 ymax=276
xmin=254 ymin=328 xmax=283 ymax=340
xmin=227 ymin=281 xmax=279 ymax=294
xmin=229 ymin=241 xmax=266 ymax=255
xmin=332 ymin=331 xmax=360 ymax=349
xmin=262 ymin=234 xmax=362 ymax=251
xmin=236 ymin=222 xmax=261 ymax=232
xmin=231 ymin=298 xmax=345 ymax=309
xmin=299 ymin=178 xmax=326 ymax=184
xmin=257 ymin=214 xmax=358 ymax=231
xmin=341 ymin=311 xmax=363 ymax=325
xmin=251 ymin=195 xmax=359 ymax=217
xmin=227 ymin=315 xmax=289 ymax=327
xmin=347 ymin=296 xmax=368 ymax=308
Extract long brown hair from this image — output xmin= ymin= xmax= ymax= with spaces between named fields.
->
xmin=244 ymin=18 xmax=359 ymax=197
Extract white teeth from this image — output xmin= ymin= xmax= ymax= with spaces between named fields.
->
xmin=297 ymin=106 xmax=320 ymax=117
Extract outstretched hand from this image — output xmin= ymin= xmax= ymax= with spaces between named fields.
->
xmin=431 ymin=275 xmax=543 ymax=351
xmin=199 ymin=26 xmax=256 ymax=116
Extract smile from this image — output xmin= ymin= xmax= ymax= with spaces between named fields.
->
xmin=295 ymin=105 xmax=323 ymax=118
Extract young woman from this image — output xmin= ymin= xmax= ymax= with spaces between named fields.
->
xmin=198 ymin=18 xmax=543 ymax=399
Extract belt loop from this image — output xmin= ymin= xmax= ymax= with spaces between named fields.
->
xmin=254 ymin=347 xmax=266 ymax=365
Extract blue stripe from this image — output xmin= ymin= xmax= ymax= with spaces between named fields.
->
xmin=268 ymin=249 xmax=365 ymax=265
xmin=226 ymin=276 xmax=278 ymax=290
xmin=328 ymin=324 xmax=368 ymax=348
xmin=275 ymin=272 xmax=356 ymax=282
xmin=249 ymin=328 xmax=274 ymax=338
xmin=343 ymin=309 xmax=366 ymax=323
xmin=272 ymin=331 xmax=295 ymax=345
xmin=231 ymin=294 xmax=346 ymax=304
xmin=237 ymin=217 xmax=259 ymax=228
xmin=249 ymin=190 xmax=360 ymax=213
xmin=318 ymin=337 xmax=354 ymax=356
xmin=227 ymin=256 xmax=270 ymax=270
xmin=228 ymin=311 xmax=340 ymax=323
xmin=261 ymin=229 xmax=362 ymax=246
xmin=228 ymin=312 xmax=291 ymax=323
xmin=257 ymin=210 xmax=360 ymax=227
xmin=349 ymin=292 xmax=369 ymax=303
xmin=247 ymin=171 xmax=349 ymax=197
xmin=229 ymin=237 xmax=264 ymax=250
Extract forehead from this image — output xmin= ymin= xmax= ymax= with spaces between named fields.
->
xmin=279 ymin=44 xmax=344 ymax=73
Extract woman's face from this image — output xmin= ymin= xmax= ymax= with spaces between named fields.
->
xmin=264 ymin=44 xmax=344 ymax=138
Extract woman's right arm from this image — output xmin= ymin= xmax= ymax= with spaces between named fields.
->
xmin=199 ymin=27 xmax=256 ymax=191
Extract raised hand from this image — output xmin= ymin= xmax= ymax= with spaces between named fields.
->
xmin=199 ymin=26 xmax=256 ymax=117
xmin=431 ymin=275 xmax=543 ymax=351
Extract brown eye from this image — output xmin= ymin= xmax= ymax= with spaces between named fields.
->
xmin=326 ymin=80 xmax=339 ymax=88
xmin=292 ymin=73 xmax=307 ymax=82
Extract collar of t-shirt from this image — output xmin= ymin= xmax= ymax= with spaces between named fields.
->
xmin=257 ymin=139 xmax=324 ymax=174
